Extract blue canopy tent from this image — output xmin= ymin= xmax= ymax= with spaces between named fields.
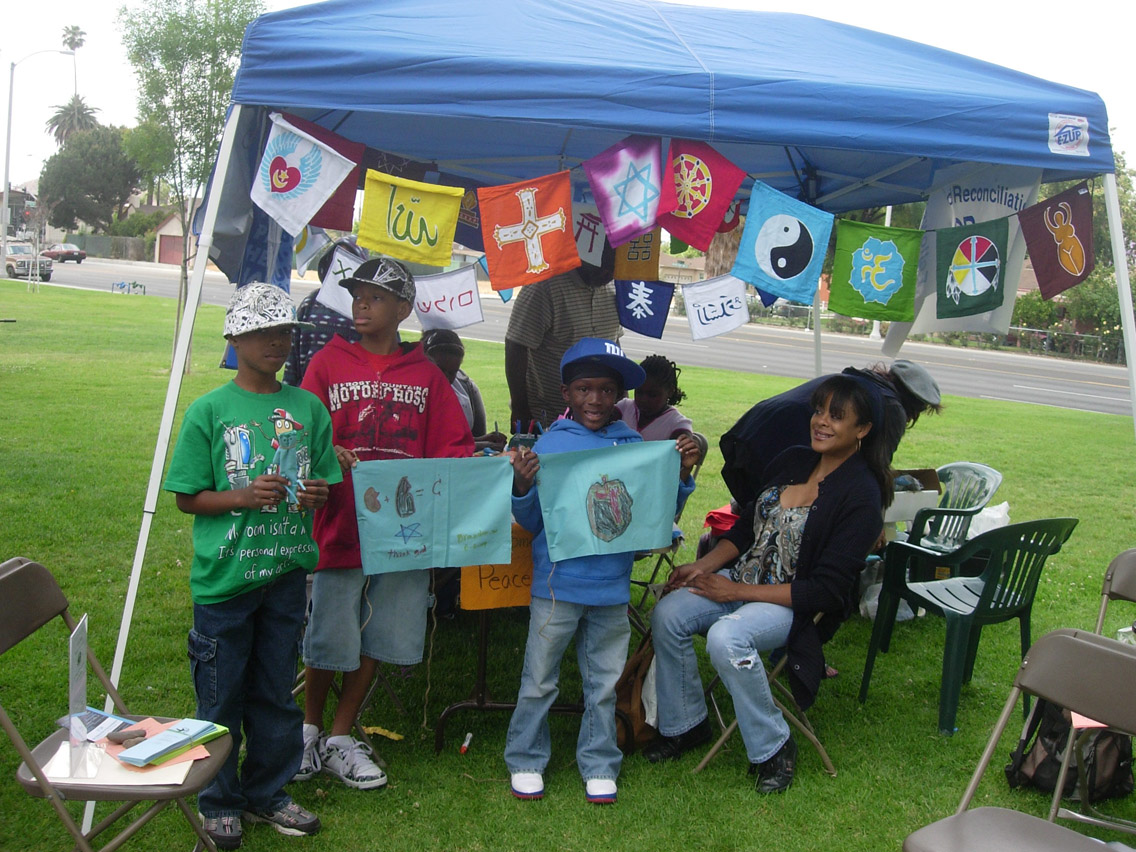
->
xmin=109 ymin=0 xmax=1134 ymax=688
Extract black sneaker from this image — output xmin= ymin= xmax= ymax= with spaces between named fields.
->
xmin=752 ymin=735 xmax=797 ymax=794
xmin=199 ymin=813 xmax=242 ymax=850
xmin=242 ymin=801 xmax=321 ymax=837
xmin=643 ymin=718 xmax=713 ymax=763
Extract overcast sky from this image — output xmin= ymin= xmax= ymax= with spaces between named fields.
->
xmin=2 ymin=0 xmax=1129 ymax=188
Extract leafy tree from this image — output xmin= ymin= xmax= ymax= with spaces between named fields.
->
xmin=118 ymin=0 xmax=264 ymax=349
xmin=38 ymin=126 xmax=141 ymax=233
xmin=61 ymin=25 xmax=86 ymax=94
xmin=45 ymin=95 xmax=99 ymax=145
xmin=1012 ymin=290 xmax=1060 ymax=330
xmin=123 ymin=121 xmax=176 ymax=206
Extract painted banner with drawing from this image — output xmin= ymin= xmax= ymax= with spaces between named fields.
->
xmin=535 ymin=441 xmax=679 ymax=563
xmin=352 ymin=456 xmax=513 ymax=573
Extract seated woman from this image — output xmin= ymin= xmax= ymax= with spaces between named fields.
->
xmin=615 ymin=354 xmax=692 ymax=440
xmin=644 ymin=374 xmax=892 ymax=793
xmin=421 ymin=329 xmax=507 ymax=453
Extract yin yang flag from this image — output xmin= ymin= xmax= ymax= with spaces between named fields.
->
xmin=935 ymin=217 xmax=1010 ymax=319
xmin=731 ymin=180 xmax=834 ymax=305
xmin=1018 ymin=182 xmax=1095 ymax=300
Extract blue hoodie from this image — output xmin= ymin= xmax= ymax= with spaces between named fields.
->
xmin=512 ymin=417 xmax=696 ymax=606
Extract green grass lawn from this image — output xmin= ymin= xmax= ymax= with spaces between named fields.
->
xmin=2 ymin=279 xmax=1135 ymax=851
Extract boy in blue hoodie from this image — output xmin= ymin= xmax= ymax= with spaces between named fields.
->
xmin=505 ymin=337 xmax=700 ymax=804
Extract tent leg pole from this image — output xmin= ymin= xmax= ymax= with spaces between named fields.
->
xmin=1102 ymin=173 xmax=1136 ymax=441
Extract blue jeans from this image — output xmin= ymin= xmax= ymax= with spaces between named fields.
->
xmin=505 ymin=596 xmax=629 ymax=782
xmin=189 ymin=568 xmax=306 ymax=817
xmin=651 ymin=578 xmax=793 ymax=764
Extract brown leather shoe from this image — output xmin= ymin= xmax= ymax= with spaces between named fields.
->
xmin=752 ymin=735 xmax=797 ymax=794
xmin=643 ymin=718 xmax=713 ymax=763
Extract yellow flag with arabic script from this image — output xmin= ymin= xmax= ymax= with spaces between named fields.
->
xmin=358 ymin=170 xmax=464 ymax=266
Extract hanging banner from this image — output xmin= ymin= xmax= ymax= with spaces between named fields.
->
xmin=615 ymin=279 xmax=673 ymax=339
xmin=828 ymin=219 xmax=921 ymax=321
xmin=573 ymin=202 xmax=607 ymax=267
xmin=614 ymin=228 xmax=661 ymax=281
xmin=477 ymin=170 xmax=580 ymax=290
xmin=583 ymin=135 xmax=677 ymax=247
xmin=358 ymin=170 xmax=464 ymax=266
xmin=280 ymin=112 xmax=365 ymax=232
xmin=353 ymin=457 xmax=514 ymax=574
xmin=1018 ymin=182 xmax=1095 ymax=300
xmin=314 ymin=245 xmax=364 ymax=319
xmin=935 ymin=217 xmax=1011 ymax=319
xmin=536 ymin=441 xmax=679 ymax=563
xmin=250 ymin=112 xmax=356 ymax=238
xmin=731 ymin=179 xmax=833 ymax=305
xmin=658 ymin=139 xmax=747 ymax=252
xmin=682 ymin=274 xmax=749 ymax=340
xmin=413 ymin=265 xmax=484 ymax=330
xmin=293 ymin=225 xmax=330 ymax=275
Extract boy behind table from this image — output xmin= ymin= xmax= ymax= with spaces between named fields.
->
xmin=164 ymin=283 xmax=340 ymax=850
xmin=298 ymin=257 xmax=474 ymax=790
xmin=505 ymin=337 xmax=701 ymax=804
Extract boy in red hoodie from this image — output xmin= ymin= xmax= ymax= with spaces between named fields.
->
xmin=298 ymin=258 xmax=473 ymax=789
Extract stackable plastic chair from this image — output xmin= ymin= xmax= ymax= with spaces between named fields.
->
xmin=859 ymin=518 xmax=1078 ymax=735
xmin=0 ymin=557 xmax=232 ymax=852
xmin=906 ymin=462 xmax=1003 ymax=554
xmin=904 ymin=629 xmax=1136 ymax=852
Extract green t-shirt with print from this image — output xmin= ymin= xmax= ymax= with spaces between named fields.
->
xmin=164 ymin=381 xmax=342 ymax=605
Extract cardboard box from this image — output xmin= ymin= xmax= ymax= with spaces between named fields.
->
xmin=884 ymin=468 xmax=941 ymax=524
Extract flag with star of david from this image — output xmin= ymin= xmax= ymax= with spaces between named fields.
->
xmin=731 ymin=179 xmax=834 ymax=305
xmin=935 ymin=217 xmax=1010 ymax=319
xmin=583 ymin=136 xmax=678 ymax=247
xmin=1018 ymin=182 xmax=1095 ymax=300
xmin=657 ymin=140 xmax=747 ymax=252
xmin=615 ymin=279 xmax=673 ymax=338
xmin=829 ymin=219 xmax=922 ymax=321
xmin=477 ymin=170 xmax=580 ymax=291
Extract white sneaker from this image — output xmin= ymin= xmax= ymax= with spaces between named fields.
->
xmin=320 ymin=736 xmax=388 ymax=790
xmin=510 ymin=771 xmax=544 ymax=800
xmin=293 ymin=724 xmax=323 ymax=782
xmin=585 ymin=778 xmax=617 ymax=804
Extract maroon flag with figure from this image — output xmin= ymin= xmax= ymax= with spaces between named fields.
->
xmin=1018 ymin=182 xmax=1095 ymax=300
xmin=280 ymin=113 xmax=364 ymax=231
xmin=657 ymin=140 xmax=747 ymax=252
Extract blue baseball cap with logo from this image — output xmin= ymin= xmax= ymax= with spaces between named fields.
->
xmin=560 ymin=337 xmax=645 ymax=390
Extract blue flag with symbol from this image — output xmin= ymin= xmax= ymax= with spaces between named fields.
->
xmin=732 ymin=180 xmax=834 ymax=305
xmin=615 ymin=279 xmax=673 ymax=338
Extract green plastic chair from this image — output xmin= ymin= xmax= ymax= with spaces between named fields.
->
xmin=859 ymin=517 xmax=1078 ymax=735
xmin=906 ymin=462 xmax=1002 ymax=555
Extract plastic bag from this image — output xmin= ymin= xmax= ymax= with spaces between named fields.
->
xmin=967 ymin=501 xmax=1011 ymax=539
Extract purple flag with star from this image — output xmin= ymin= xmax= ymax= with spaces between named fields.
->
xmin=584 ymin=136 xmax=678 ymax=247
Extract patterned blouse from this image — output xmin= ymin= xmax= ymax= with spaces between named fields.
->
xmin=730 ymin=485 xmax=811 ymax=586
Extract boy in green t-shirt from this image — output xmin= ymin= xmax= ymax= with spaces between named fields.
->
xmin=164 ymin=283 xmax=341 ymax=850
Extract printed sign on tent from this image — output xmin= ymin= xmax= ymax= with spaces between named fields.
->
xmin=280 ymin=112 xmax=365 ymax=232
xmin=828 ymin=219 xmax=922 ymax=322
xmin=657 ymin=139 xmax=747 ymax=252
xmin=314 ymin=245 xmax=364 ymax=319
xmin=583 ymin=135 xmax=677 ymax=247
xmin=935 ymin=217 xmax=1010 ymax=319
xmin=353 ymin=456 xmax=513 ymax=574
xmin=573 ymin=202 xmax=607 ymax=267
xmin=616 ymin=279 xmax=673 ymax=339
xmin=731 ymin=179 xmax=834 ymax=305
xmin=460 ymin=524 xmax=533 ymax=610
xmin=1018 ymin=182 xmax=1095 ymax=300
xmin=535 ymin=441 xmax=680 ymax=563
xmin=412 ymin=265 xmax=484 ymax=330
xmin=478 ymin=171 xmax=580 ymax=290
xmin=250 ymin=112 xmax=356 ymax=238
xmin=682 ymin=274 xmax=749 ymax=340
xmin=358 ymin=170 xmax=464 ymax=267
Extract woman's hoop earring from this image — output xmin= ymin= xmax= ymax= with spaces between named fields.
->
xmin=857 ymin=437 xmax=862 ymax=453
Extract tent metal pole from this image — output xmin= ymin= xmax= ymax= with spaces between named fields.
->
xmin=106 ymin=103 xmax=246 ymax=697
xmin=1102 ymin=172 xmax=1136 ymax=440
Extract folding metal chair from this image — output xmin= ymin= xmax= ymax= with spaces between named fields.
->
xmin=0 ymin=557 xmax=232 ymax=852
xmin=904 ymin=628 xmax=1136 ymax=852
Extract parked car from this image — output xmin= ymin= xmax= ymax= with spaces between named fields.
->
xmin=4 ymin=243 xmax=52 ymax=281
xmin=42 ymin=242 xmax=86 ymax=263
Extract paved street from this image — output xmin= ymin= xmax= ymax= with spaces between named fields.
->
xmin=37 ymin=257 xmax=1133 ymax=417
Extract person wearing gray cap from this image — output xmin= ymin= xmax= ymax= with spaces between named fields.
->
xmin=719 ymin=361 xmax=942 ymax=506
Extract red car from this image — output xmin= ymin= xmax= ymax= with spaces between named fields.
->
xmin=42 ymin=243 xmax=86 ymax=263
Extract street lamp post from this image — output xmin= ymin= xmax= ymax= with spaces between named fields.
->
xmin=2 ymin=48 xmax=74 ymax=275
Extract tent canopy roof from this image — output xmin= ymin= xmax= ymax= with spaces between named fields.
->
xmin=232 ymin=0 xmax=1113 ymax=212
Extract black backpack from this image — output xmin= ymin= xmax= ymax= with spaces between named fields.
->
xmin=1005 ymin=698 xmax=1134 ymax=803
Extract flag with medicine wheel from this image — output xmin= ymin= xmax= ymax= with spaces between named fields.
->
xmin=477 ymin=170 xmax=580 ymax=290
xmin=250 ymin=113 xmax=356 ymax=238
xmin=829 ymin=219 xmax=922 ymax=321
xmin=1017 ymin=182 xmax=1095 ymax=300
xmin=657 ymin=140 xmax=747 ymax=252
xmin=358 ymin=170 xmax=464 ymax=267
xmin=935 ymin=217 xmax=1010 ymax=319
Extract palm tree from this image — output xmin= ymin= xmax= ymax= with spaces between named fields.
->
xmin=61 ymin=25 xmax=86 ymax=94
xmin=46 ymin=95 xmax=100 ymax=145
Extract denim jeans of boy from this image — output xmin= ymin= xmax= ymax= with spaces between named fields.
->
xmin=505 ymin=596 xmax=629 ymax=782
xmin=651 ymin=578 xmax=793 ymax=764
xmin=189 ymin=568 xmax=306 ymax=817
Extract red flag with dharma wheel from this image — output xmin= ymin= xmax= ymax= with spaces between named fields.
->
xmin=657 ymin=140 xmax=747 ymax=252
xmin=477 ymin=170 xmax=581 ymax=291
